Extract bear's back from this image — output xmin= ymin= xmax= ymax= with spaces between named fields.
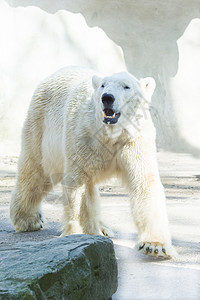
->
xmin=32 ymin=66 xmax=97 ymax=111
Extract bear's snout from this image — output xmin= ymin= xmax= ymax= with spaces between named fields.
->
xmin=101 ymin=93 xmax=115 ymax=108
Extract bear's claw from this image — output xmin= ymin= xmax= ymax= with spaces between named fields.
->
xmin=136 ymin=241 xmax=177 ymax=259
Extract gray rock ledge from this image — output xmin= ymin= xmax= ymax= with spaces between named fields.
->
xmin=0 ymin=235 xmax=118 ymax=300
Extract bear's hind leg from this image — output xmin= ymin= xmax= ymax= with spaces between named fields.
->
xmin=10 ymin=158 xmax=52 ymax=232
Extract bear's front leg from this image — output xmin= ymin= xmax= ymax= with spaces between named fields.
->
xmin=61 ymin=175 xmax=83 ymax=236
xmin=61 ymin=174 xmax=102 ymax=236
xmin=79 ymin=184 xmax=102 ymax=235
xmin=120 ymin=146 xmax=176 ymax=259
xmin=131 ymin=173 xmax=175 ymax=258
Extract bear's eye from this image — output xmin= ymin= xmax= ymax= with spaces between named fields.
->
xmin=124 ymin=85 xmax=130 ymax=89
xmin=101 ymin=84 xmax=105 ymax=88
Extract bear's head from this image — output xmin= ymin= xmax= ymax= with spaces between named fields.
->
xmin=92 ymin=71 xmax=155 ymax=138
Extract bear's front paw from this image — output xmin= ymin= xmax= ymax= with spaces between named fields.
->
xmin=13 ymin=212 xmax=44 ymax=232
xmin=61 ymin=221 xmax=83 ymax=236
xmin=135 ymin=241 xmax=177 ymax=259
xmin=100 ymin=222 xmax=115 ymax=238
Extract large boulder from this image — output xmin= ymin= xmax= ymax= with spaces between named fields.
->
xmin=0 ymin=235 xmax=118 ymax=299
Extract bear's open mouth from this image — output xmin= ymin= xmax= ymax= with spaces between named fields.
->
xmin=103 ymin=108 xmax=121 ymax=124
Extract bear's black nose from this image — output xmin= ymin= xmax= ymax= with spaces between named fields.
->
xmin=102 ymin=93 xmax=115 ymax=107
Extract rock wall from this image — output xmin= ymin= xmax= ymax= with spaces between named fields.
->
xmin=1 ymin=0 xmax=200 ymax=155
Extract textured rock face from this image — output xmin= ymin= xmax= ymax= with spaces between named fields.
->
xmin=2 ymin=0 xmax=200 ymax=154
xmin=0 ymin=235 xmax=118 ymax=300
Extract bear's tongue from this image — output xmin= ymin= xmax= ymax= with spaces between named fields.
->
xmin=103 ymin=108 xmax=115 ymax=119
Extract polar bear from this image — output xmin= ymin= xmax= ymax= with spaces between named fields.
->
xmin=10 ymin=66 xmax=176 ymax=258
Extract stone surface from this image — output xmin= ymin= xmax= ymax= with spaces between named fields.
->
xmin=0 ymin=235 xmax=118 ymax=300
xmin=0 ymin=153 xmax=200 ymax=299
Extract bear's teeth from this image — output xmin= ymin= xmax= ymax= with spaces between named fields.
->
xmin=104 ymin=112 xmax=116 ymax=119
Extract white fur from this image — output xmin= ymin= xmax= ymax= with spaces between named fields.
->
xmin=10 ymin=66 xmax=176 ymax=258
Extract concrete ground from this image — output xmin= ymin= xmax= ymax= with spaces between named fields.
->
xmin=0 ymin=152 xmax=200 ymax=299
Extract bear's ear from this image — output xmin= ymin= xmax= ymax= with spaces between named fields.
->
xmin=139 ymin=77 xmax=156 ymax=101
xmin=92 ymin=75 xmax=102 ymax=90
